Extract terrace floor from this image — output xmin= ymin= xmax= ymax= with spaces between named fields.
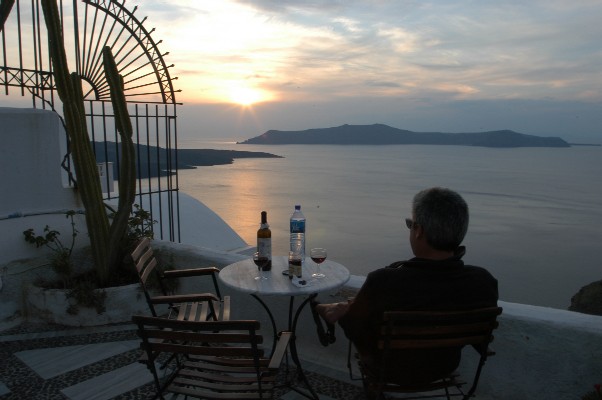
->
xmin=0 ymin=321 xmax=366 ymax=400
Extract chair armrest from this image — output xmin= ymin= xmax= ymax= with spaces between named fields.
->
xmin=268 ymin=331 xmax=292 ymax=369
xmin=470 ymin=344 xmax=496 ymax=357
xmin=162 ymin=267 xmax=220 ymax=279
xmin=138 ymin=338 xmax=163 ymax=364
xmin=150 ymin=293 xmax=219 ymax=304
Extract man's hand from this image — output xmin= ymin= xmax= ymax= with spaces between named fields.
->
xmin=315 ymin=301 xmax=350 ymax=324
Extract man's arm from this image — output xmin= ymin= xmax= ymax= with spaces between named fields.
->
xmin=337 ymin=271 xmax=382 ymax=351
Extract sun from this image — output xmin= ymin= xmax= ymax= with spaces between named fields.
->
xmin=228 ymin=86 xmax=266 ymax=106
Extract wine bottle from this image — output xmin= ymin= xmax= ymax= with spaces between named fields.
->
xmin=257 ymin=211 xmax=272 ymax=270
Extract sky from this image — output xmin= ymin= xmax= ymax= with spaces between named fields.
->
xmin=3 ymin=0 xmax=602 ymax=142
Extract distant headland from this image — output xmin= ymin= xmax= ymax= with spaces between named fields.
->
xmin=237 ymin=124 xmax=572 ymax=148
xmin=94 ymin=142 xmax=282 ymax=178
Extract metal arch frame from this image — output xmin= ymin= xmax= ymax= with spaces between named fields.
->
xmin=1 ymin=0 xmax=179 ymax=103
xmin=0 ymin=0 xmax=182 ymax=243
xmin=78 ymin=0 xmax=178 ymax=104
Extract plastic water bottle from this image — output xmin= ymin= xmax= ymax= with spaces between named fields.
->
xmin=290 ymin=205 xmax=306 ymax=263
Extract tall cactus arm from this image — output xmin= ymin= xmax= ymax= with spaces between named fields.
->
xmin=103 ymin=46 xmax=137 ymax=272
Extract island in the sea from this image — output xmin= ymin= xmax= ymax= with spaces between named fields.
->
xmin=237 ymin=124 xmax=571 ymax=148
xmin=94 ymin=142 xmax=282 ymax=178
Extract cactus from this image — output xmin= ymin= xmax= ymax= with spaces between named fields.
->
xmin=41 ymin=0 xmax=137 ymax=285
xmin=102 ymin=46 xmax=137 ymax=274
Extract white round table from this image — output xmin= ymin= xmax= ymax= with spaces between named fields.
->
xmin=219 ymin=256 xmax=350 ymax=296
xmin=219 ymin=256 xmax=350 ymax=400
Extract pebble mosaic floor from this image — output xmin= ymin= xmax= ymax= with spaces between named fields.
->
xmin=0 ymin=322 xmax=366 ymax=400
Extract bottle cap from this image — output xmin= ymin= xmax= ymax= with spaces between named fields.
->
xmin=295 ymin=205 xmax=301 ymax=210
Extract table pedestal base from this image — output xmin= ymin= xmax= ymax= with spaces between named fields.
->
xmin=252 ymin=293 xmax=320 ymax=400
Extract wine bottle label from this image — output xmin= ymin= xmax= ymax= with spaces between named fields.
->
xmin=257 ymin=238 xmax=271 ymax=255
xmin=290 ymin=220 xmax=305 ymax=233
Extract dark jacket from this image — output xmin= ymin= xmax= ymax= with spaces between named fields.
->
xmin=338 ymin=247 xmax=498 ymax=384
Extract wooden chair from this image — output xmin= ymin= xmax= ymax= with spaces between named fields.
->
xmin=132 ymin=315 xmax=291 ymax=400
xmin=131 ymin=237 xmax=230 ymax=322
xmin=358 ymin=306 xmax=503 ymax=400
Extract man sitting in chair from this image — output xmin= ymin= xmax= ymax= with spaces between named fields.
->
xmin=316 ymin=187 xmax=498 ymax=385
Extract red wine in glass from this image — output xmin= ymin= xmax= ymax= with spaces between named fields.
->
xmin=311 ymin=255 xmax=326 ymax=264
xmin=253 ymin=252 xmax=269 ymax=280
xmin=310 ymin=248 xmax=326 ymax=278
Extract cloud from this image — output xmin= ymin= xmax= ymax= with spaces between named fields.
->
xmin=132 ymin=1 xmax=600 ymax=109
xmin=2 ymin=0 xmax=600 ymax=140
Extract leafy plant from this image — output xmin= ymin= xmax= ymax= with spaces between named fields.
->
xmin=127 ymin=204 xmax=156 ymax=241
xmin=108 ymin=203 xmax=156 ymax=251
xmin=23 ymin=210 xmax=78 ymax=288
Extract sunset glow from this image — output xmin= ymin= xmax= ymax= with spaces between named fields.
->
xmin=227 ymin=85 xmax=270 ymax=106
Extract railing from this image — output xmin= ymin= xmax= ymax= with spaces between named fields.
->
xmin=1 ymin=0 xmax=181 ymax=242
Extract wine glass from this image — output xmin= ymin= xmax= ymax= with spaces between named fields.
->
xmin=310 ymin=248 xmax=327 ymax=279
xmin=253 ymin=252 xmax=269 ymax=281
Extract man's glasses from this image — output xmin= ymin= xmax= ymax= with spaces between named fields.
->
xmin=405 ymin=218 xmax=414 ymax=229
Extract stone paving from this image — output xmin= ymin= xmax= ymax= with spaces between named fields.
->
xmin=0 ymin=321 xmax=365 ymax=400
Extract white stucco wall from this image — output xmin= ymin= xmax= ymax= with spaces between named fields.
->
xmin=0 ymin=108 xmax=87 ymax=265
xmin=0 ymin=107 xmax=77 ymax=213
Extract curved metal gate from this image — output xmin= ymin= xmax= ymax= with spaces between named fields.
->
xmin=1 ymin=0 xmax=182 ymax=242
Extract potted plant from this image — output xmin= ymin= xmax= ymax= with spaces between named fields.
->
xmin=23 ymin=205 xmax=157 ymax=324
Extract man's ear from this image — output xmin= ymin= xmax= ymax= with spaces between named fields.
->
xmin=414 ymin=224 xmax=425 ymax=238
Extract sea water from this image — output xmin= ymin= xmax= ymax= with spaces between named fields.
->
xmin=177 ymin=140 xmax=602 ymax=309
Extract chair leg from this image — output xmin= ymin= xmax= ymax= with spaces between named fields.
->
xmin=363 ymin=385 xmax=386 ymax=400
xmin=444 ymin=383 xmax=451 ymax=400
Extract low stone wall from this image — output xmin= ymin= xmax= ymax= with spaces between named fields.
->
xmin=464 ymin=302 xmax=602 ymax=399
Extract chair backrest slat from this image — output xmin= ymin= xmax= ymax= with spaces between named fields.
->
xmin=133 ymin=315 xmax=259 ymax=331
xmin=139 ymin=256 xmax=157 ymax=285
xmin=382 ymin=307 xmax=501 ymax=323
xmin=130 ymin=237 xmax=151 ymax=261
xmin=379 ymin=307 xmax=501 ymax=351
xmin=381 ymin=335 xmax=491 ymax=350
xmin=142 ymin=328 xmax=264 ymax=345
xmin=175 ymin=385 xmax=264 ymax=399
xmin=147 ymin=342 xmax=261 ymax=358
xmin=131 ymin=238 xmax=158 ymax=289
xmin=136 ymin=247 xmax=155 ymax=272
xmin=382 ymin=321 xmax=498 ymax=337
